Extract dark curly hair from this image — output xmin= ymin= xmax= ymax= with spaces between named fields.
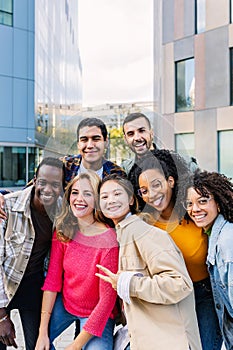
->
xmin=180 ymin=169 xmax=233 ymax=223
xmin=136 ymin=149 xmax=193 ymax=220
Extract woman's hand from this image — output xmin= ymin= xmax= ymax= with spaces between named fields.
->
xmin=35 ymin=334 xmax=50 ymax=350
xmin=96 ymin=264 xmax=120 ymax=290
xmin=65 ymin=341 xmax=82 ymax=350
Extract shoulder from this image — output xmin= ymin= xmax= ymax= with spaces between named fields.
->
xmin=5 ymin=187 xmax=31 ymax=206
xmin=121 ymin=158 xmax=135 ymax=175
xmin=97 ymin=227 xmax=118 ymax=249
xmin=103 ymin=160 xmax=127 ymax=177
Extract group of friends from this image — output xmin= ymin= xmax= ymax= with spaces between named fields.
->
xmin=0 ymin=113 xmax=232 ymax=350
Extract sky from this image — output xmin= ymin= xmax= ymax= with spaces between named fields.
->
xmin=78 ymin=0 xmax=154 ymax=106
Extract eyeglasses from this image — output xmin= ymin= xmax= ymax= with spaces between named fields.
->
xmin=182 ymin=197 xmax=213 ymax=211
xmin=138 ymin=179 xmax=163 ymax=198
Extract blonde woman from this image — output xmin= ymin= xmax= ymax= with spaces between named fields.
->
xmin=35 ymin=171 xmax=119 ymax=350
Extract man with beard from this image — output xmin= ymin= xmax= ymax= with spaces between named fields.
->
xmin=122 ymin=113 xmax=156 ymax=210
xmin=0 ymin=157 xmax=64 ymax=349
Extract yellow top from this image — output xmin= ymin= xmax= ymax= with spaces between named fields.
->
xmin=155 ymin=220 xmax=208 ymax=282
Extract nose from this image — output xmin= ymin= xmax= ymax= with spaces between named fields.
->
xmin=43 ymin=182 xmax=53 ymax=193
xmin=86 ymin=138 xmax=94 ymax=148
xmin=76 ymin=192 xmax=84 ymax=201
xmin=147 ymin=186 xmax=159 ymax=199
xmin=134 ymin=131 xmax=142 ymax=140
xmin=107 ymin=193 xmax=116 ymax=203
xmin=192 ymin=202 xmax=201 ymax=211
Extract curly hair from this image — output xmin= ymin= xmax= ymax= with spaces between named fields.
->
xmin=180 ymin=170 xmax=233 ymax=223
xmin=55 ymin=171 xmax=104 ymax=242
xmin=136 ymin=149 xmax=193 ymax=220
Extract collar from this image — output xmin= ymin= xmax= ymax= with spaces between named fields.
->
xmin=115 ymin=214 xmax=140 ymax=231
xmin=207 ymin=214 xmax=227 ymax=265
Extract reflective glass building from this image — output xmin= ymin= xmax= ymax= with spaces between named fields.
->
xmin=0 ymin=0 xmax=82 ymax=188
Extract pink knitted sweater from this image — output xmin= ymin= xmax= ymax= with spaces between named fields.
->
xmin=42 ymin=228 xmax=119 ymax=337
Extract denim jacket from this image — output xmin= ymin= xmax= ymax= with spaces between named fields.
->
xmin=207 ymin=214 xmax=233 ymax=349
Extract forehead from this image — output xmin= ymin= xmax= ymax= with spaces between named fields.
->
xmin=37 ymin=165 xmax=63 ymax=180
xmin=124 ymin=117 xmax=150 ymax=133
xmin=72 ymin=177 xmax=92 ymax=190
xmin=100 ymin=180 xmax=125 ymax=193
xmin=139 ymin=168 xmax=163 ymax=183
xmin=78 ymin=126 xmax=103 ymax=139
xmin=187 ymin=187 xmax=201 ymax=198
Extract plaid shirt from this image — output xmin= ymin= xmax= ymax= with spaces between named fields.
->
xmin=64 ymin=154 xmax=126 ymax=184
xmin=0 ymin=186 xmax=61 ymax=307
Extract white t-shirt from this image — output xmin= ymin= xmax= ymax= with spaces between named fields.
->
xmin=78 ymin=161 xmax=104 ymax=179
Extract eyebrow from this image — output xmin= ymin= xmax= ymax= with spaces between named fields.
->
xmin=79 ymin=134 xmax=102 ymax=139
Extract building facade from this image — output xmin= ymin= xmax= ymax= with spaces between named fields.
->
xmin=0 ymin=0 xmax=82 ymax=188
xmin=154 ymin=0 xmax=233 ymax=178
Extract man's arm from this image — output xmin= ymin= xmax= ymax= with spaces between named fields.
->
xmin=0 ymin=194 xmax=7 ymax=221
xmin=0 ymin=210 xmax=17 ymax=348
xmin=0 ymin=308 xmax=17 ymax=348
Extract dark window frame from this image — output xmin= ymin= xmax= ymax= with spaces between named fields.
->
xmin=175 ymin=57 xmax=195 ymax=113
xmin=0 ymin=0 xmax=13 ymax=26
xmin=230 ymin=48 xmax=233 ymax=105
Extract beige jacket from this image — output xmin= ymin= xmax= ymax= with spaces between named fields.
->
xmin=116 ymin=215 xmax=202 ymax=350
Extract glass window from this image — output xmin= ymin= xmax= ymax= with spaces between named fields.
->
xmin=175 ymin=133 xmax=195 ymax=159
xmin=0 ymin=146 xmax=36 ymax=189
xmin=218 ymin=130 xmax=233 ymax=178
xmin=0 ymin=0 xmax=13 ymax=26
xmin=195 ymin=0 xmax=205 ymax=34
xmin=175 ymin=58 xmax=195 ymax=112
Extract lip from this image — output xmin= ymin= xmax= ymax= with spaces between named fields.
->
xmin=149 ymin=195 xmax=163 ymax=207
xmin=84 ymin=150 xmax=98 ymax=154
xmin=74 ymin=203 xmax=87 ymax=210
xmin=133 ymin=141 xmax=146 ymax=148
xmin=106 ymin=205 xmax=120 ymax=212
xmin=40 ymin=193 xmax=54 ymax=201
xmin=192 ymin=213 xmax=206 ymax=223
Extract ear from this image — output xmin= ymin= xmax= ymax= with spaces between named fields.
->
xmin=129 ymin=196 xmax=134 ymax=206
xmin=123 ymin=133 xmax=129 ymax=145
xmin=104 ymin=138 xmax=109 ymax=149
xmin=168 ymin=176 xmax=175 ymax=189
xmin=33 ymin=175 xmax=36 ymax=185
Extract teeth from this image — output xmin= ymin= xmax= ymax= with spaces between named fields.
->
xmin=153 ymin=197 xmax=162 ymax=206
xmin=41 ymin=194 xmax=53 ymax=200
xmin=194 ymin=214 xmax=205 ymax=220
xmin=75 ymin=205 xmax=86 ymax=209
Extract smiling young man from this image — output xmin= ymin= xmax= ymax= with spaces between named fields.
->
xmin=64 ymin=118 xmax=126 ymax=184
xmin=0 ymin=157 xmax=64 ymax=350
xmin=121 ymin=113 xmax=156 ymax=210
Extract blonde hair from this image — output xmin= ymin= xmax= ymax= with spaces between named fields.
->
xmin=55 ymin=171 xmax=102 ymax=242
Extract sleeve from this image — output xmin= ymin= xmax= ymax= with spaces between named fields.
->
xmin=129 ymin=230 xmax=193 ymax=305
xmin=226 ymin=262 xmax=233 ymax=310
xmin=83 ymin=246 xmax=119 ymax=337
xmin=0 ymin=219 xmax=9 ymax=307
xmin=42 ymin=231 xmax=66 ymax=292
xmin=217 ymin=226 xmax=233 ymax=311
